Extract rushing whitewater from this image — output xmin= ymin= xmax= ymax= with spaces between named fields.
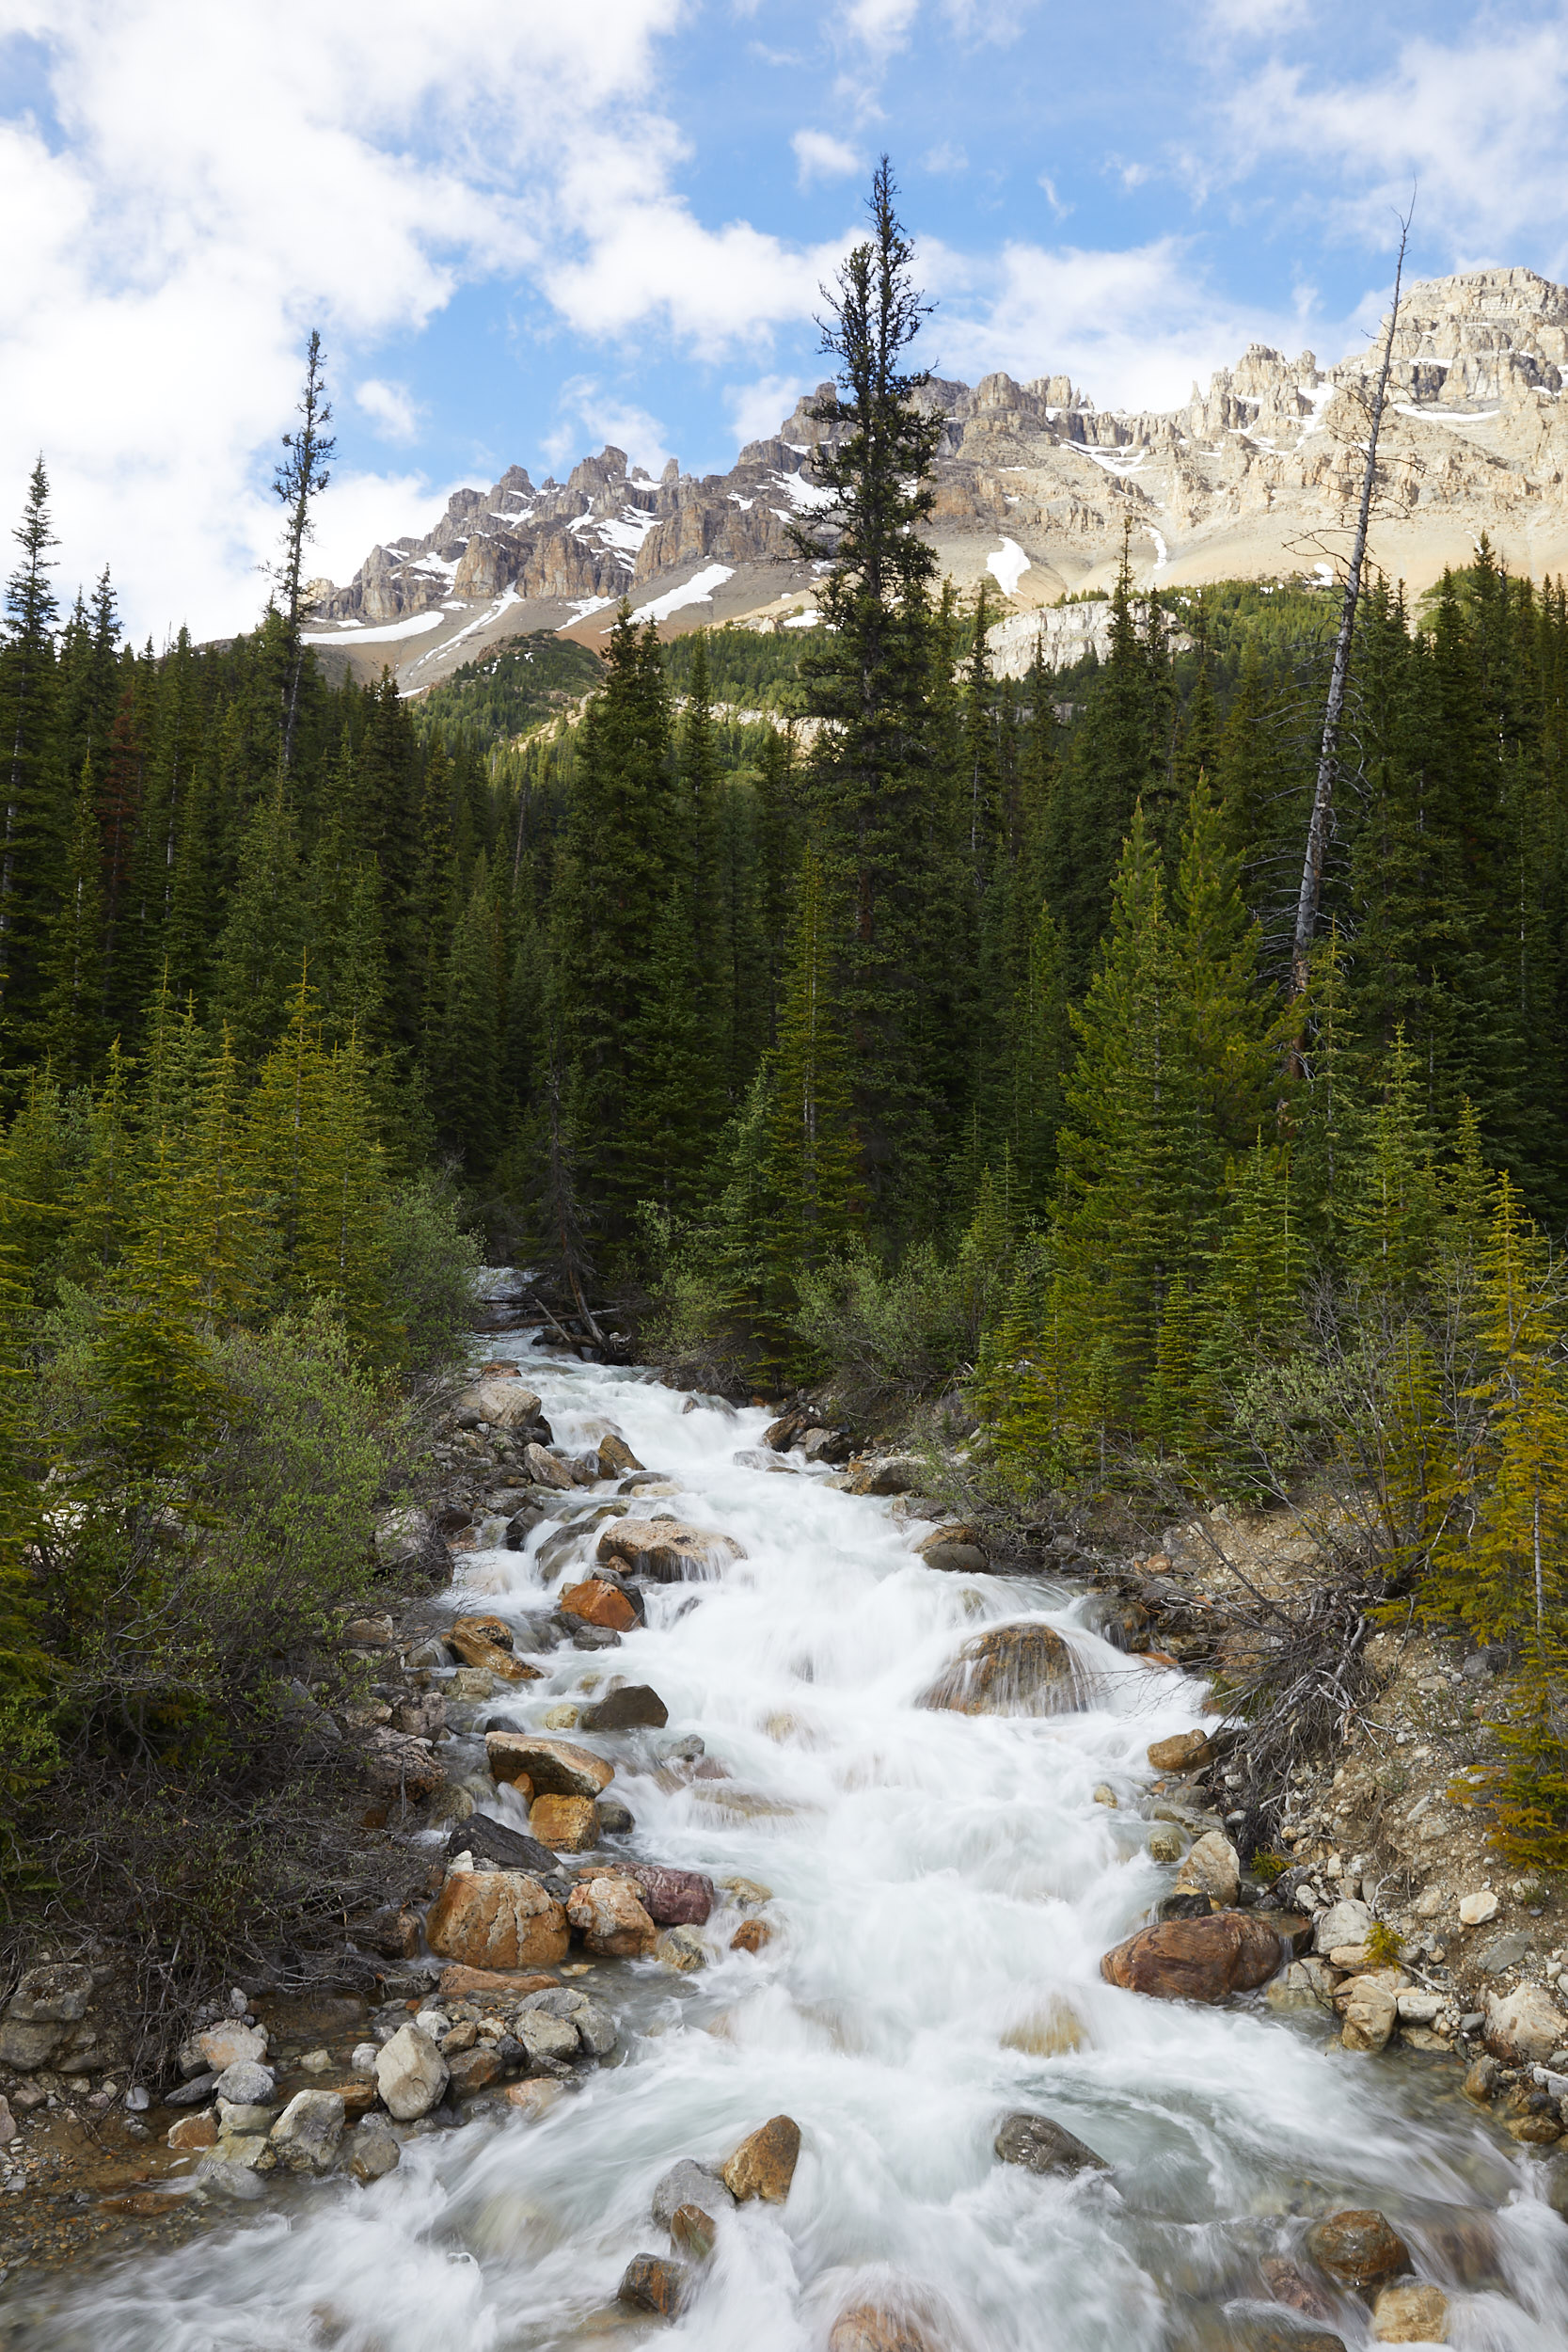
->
xmin=24 ymin=1337 xmax=1568 ymax=2349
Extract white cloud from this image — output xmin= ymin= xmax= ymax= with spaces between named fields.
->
xmin=308 ymin=469 xmax=458 ymax=587
xmin=1201 ymin=0 xmax=1312 ymax=32
xmin=356 ymin=378 xmax=420 ymax=443
xmin=0 ymin=0 xmax=686 ymax=637
xmin=725 ymin=372 xmax=812 ymax=446
xmin=924 ymin=234 xmax=1321 ymax=414
xmin=924 ymin=140 xmax=968 ymax=175
xmin=792 ymin=128 xmax=863 ymax=188
xmin=544 ymin=377 xmax=674 ymax=480
xmin=1207 ymin=21 xmax=1568 ymax=267
xmin=1037 ymin=172 xmax=1069 ymax=219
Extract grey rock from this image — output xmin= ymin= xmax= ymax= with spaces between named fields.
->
xmin=374 ymin=2024 xmax=449 ymax=2121
xmin=1477 ymin=1931 xmax=1532 ymax=1975
xmin=348 ymin=2118 xmax=402 ymax=2182
xmin=269 ymin=2090 xmax=346 ymax=2175
xmin=216 ymin=2101 xmax=277 ymax=2133
xmin=994 ymin=2111 xmax=1109 ymax=2178
xmin=579 ymin=1683 xmax=667 ymax=1732
xmin=165 ymin=2073 xmax=221 ymax=2108
xmin=598 ymin=1795 xmax=636 ymax=1835
xmin=214 ymin=2060 xmax=276 ymax=2106
xmin=515 ymin=2010 xmax=580 ymax=2067
xmin=0 ymin=2017 xmax=65 ymax=2071
xmin=7 ymin=1963 xmax=94 ymax=2024
xmin=569 ymin=1622 xmax=622 ymax=1651
xmin=651 ymin=2158 xmax=736 ymax=2230
xmin=1312 ymin=1899 xmax=1372 ymax=1957
xmin=655 ymin=1733 xmax=705 ymax=1763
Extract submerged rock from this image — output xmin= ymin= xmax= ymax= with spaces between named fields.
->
xmin=1306 ymin=2208 xmax=1409 ymax=2290
xmin=1101 ymin=1912 xmax=1284 ymax=2002
xmin=913 ymin=1524 xmax=989 ymax=1573
xmin=828 ymin=2299 xmax=948 ymax=2352
xmin=993 ymin=2110 xmax=1107 ymax=2177
xmin=596 ymin=1518 xmax=747 ymax=1582
xmin=618 ymin=2253 xmax=688 ymax=2316
xmin=1371 ymin=2283 xmax=1449 ymax=2343
xmin=919 ymin=1622 xmax=1087 ymax=1716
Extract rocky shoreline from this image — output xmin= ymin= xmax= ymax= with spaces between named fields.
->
xmin=3 ymin=1296 xmax=1565 ymax=2337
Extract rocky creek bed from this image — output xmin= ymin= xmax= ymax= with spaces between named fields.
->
xmin=2 ymin=1308 xmax=1566 ymax=2348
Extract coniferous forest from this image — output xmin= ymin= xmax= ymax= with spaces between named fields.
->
xmin=7 ymin=161 xmax=1568 ymax=1952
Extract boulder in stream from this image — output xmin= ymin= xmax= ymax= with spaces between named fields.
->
xmin=1172 ymin=1830 xmax=1241 ymax=1908
xmin=618 ymin=2254 xmax=688 ymax=2316
xmin=579 ymin=1681 xmax=668 ymax=1730
xmin=1146 ymin=1730 xmax=1211 ymax=1773
xmin=919 ymin=1623 xmax=1087 ymax=1717
xmin=596 ymin=1518 xmax=747 ymax=1582
xmin=619 ymin=1863 xmax=715 ymax=1925
xmin=457 ymin=1379 xmax=543 ymax=1430
xmin=993 ymin=2110 xmax=1108 ymax=2177
xmin=913 ymin=1524 xmax=989 ymax=1573
xmin=1100 ymin=1911 xmax=1285 ymax=2001
xmin=567 ymin=1874 xmax=657 ymax=1957
xmin=425 ymin=1867 xmax=571 ymax=1968
xmin=1371 ymin=2283 xmax=1449 ymax=2343
xmin=651 ymin=2157 xmax=735 ymax=2228
xmin=721 ymin=2113 xmax=801 ymax=2202
xmin=1305 ymin=2208 xmax=1410 ymax=2290
xmin=597 ymin=1433 xmax=645 ymax=1476
xmin=447 ymin=1614 xmax=543 ymax=1683
xmin=560 ymin=1578 xmax=642 ymax=1633
xmin=446 ymin=1815 xmax=558 ymax=1877
xmin=486 ymin=1731 xmax=614 ymax=1797
xmin=528 ymin=1793 xmax=602 ymax=1851
xmin=828 ymin=2299 xmax=949 ymax=2352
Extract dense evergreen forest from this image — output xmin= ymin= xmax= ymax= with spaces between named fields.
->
xmin=5 ymin=157 xmax=1568 ymax=1947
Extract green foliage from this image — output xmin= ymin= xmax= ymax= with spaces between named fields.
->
xmin=411 ymin=631 xmax=603 ymax=751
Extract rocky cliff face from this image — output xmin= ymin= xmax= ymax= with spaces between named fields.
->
xmin=306 ymin=268 xmax=1568 ymax=689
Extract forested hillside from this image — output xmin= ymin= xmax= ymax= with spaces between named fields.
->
xmin=5 ymin=165 xmax=1568 ymax=1941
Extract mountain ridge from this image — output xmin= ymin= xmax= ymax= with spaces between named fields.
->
xmin=304 ymin=265 xmax=1568 ymax=691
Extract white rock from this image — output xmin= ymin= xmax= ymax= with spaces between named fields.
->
xmin=197 ymin=2021 xmax=268 ymax=2071
xmin=373 ymin=2024 xmax=450 ymax=2121
xmin=1175 ymin=1830 xmax=1240 ymax=1906
xmin=1396 ymin=1990 xmax=1445 ymax=2023
xmin=1459 ymin=1889 xmax=1499 ymax=1926
xmin=1485 ymin=1982 xmax=1566 ymax=2065
xmin=350 ymin=2042 xmax=378 ymax=2074
xmin=1312 ymin=1898 xmax=1372 ymax=1956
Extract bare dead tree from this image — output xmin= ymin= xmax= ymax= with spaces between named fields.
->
xmin=1291 ymin=204 xmax=1414 ymax=1007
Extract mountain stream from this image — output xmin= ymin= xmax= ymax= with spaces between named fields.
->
xmin=15 ymin=1333 xmax=1568 ymax=2350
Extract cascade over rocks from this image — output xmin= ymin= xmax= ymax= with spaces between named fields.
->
xmin=919 ymin=1623 xmax=1087 ymax=1716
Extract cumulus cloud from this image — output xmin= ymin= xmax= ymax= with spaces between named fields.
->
xmin=0 ymin=0 xmax=684 ymax=636
xmin=924 ymin=233 xmax=1325 ymax=412
xmin=543 ymin=378 xmax=674 ymax=480
xmin=356 ymin=379 xmax=421 ymax=443
xmin=1204 ymin=19 xmax=1568 ymax=268
xmin=793 ymin=128 xmax=864 ymax=187
xmin=725 ymin=372 xmax=814 ymax=446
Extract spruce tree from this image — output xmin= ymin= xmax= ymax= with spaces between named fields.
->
xmin=0 ymin=459 xmax=64 ymax=1028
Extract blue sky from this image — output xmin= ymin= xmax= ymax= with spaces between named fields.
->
xmin=6 ymin=0 xmax=1568 ymax=636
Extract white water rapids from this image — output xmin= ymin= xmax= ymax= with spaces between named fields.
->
xmin=24 ymin=1337 xmax=1568 ymax=2349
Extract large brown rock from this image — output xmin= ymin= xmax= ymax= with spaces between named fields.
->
xmin=446 ymin=1614 xmax=542 ymax=1683
xmin=920 ymin=1622 xmax=1086 ymax=1716
xmin=529 ymin=1794 xmax=602 ymax=1851
xmin=436 ymin=1964 xmax=559 ymax=2000
xmin=560 ymin=1578 xmax=641 ymax=1633
xmin=486 ymin=1732 xmax=613 ymax=1796
xmin=523 ymin=1441 xmax=574 ymax=1490
xmin=1306 ymin=2209 xmax=1410 ymax=2290
xmin=596 ymin=1518 xmax=746 ymax=1582
xmin=1101 ymin=1911 xmax=1285 ymax=2002
xmin=425 ymin=1869 xmax=570 ymax=1969
xmin=597 ymin=1433 xmax=645 ymax=1476
xmin=721 ymin=2113 xmax=800 ymax=2202
xmin=567 ymin=1874 xmax=657 ymax=1957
